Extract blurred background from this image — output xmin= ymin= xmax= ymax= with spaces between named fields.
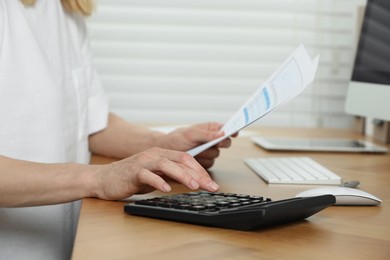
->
xmin=86 ymin=0 xmax=367 ymax=129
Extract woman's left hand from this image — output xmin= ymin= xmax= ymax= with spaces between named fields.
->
xmin=159 ymin=122 xmax=236 ymax=169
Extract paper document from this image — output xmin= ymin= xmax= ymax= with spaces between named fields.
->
xmin=188 ymin=44 xmax=320 ymax=156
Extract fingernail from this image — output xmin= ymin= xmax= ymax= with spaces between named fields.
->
xmin=162 ymin=183 xmax=171 ymax=192
xmin=208 ymin=181 xmax=220 ymax=191
xmin=190 ymin=179 xmax=199 ymax=190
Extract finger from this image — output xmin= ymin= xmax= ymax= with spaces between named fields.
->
xmin=154 ymin=149 xmax=220 ymax=192
xmin=195 ymin=146 xmax=220 ymax=159
xmin=187 ymin=169 xmax=220 ymax=192
xmin=173 ymin=153 xmax=219 ymax=190
xmin=195 ymin=158 xmax=215 ymax=170
xmin=157 ymin=148 xmax=208 ymax=173
xmin=217 ymin=138 xmax=232 ymax=148
xmin=153 ymin=156 xmax=201 ymax=190
xmin=193 ymin=122 xmax=223 ymax=132
xmin=187 ymin=123 xmax=225 ymax=144
xmin=137 ymin=168 xmax=172 ymax=192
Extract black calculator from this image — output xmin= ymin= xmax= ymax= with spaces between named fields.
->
xmin=124 ymin=191 xmax=335 ymax=231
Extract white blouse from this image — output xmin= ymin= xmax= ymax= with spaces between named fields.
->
xmin=0 ymin=1 xmax=109 ymax=259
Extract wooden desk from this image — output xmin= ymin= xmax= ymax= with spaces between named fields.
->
xmin=72 ymin=128 xmax=390 ymax=260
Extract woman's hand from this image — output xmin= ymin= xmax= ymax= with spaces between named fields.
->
xmin=158 ymin=122 xmax=236 ymax=169
xmin=90 ymin=147 xmax=220 ymax=200
xmin=89 ymin=114 xmax=236 ymax=169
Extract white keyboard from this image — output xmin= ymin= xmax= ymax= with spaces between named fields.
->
xmin=244 ymin=157 xmax=342 ymax=185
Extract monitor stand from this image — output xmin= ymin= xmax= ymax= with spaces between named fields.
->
xmin=353 ymin=116 xmax=365 ymax=135
xmin=373 ymin=120 xmax=390 ymax=144
xmin=353 ymin=117 xmax=390 ymax=144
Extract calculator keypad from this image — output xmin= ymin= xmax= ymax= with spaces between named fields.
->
xmin=135 ymin=191 xmax=271 ymax=212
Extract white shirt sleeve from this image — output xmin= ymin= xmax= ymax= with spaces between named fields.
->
xmin=87 ymin=66 xmax=110 ymax=135
xmin=74 ymin=14 xmax=110 ymax=136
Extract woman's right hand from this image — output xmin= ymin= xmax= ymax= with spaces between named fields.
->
xmin=90 ymin=147 xmax=220 ymax=200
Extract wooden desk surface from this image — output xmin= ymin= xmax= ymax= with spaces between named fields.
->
xmin=72 ymin=128 xmax=390 ymax=260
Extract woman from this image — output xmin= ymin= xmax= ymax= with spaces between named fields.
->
xmin=0 ymin=1 xmax=233 ymax=259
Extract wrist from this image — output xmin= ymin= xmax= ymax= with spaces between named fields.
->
xmin=80 ymin=164 xmax=103 ymax=199
xmin=150 ymin=130 xmax=168 ymax=149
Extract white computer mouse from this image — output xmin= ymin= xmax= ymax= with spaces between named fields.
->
xmin=296 ymin=187 xmax=382 ymax=206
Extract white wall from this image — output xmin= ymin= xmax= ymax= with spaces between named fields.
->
xmin=87 ymin=0 xmax=367 ymax=128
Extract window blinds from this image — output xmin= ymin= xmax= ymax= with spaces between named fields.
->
xmin=87 ymin=0 xmax=367 ymax=128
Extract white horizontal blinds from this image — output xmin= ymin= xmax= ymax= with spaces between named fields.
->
xmin=87 ymin=0 xmax=367 ymax=128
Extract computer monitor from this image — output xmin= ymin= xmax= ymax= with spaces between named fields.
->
xmin=345 ymin=0 xmax=390 ymax=122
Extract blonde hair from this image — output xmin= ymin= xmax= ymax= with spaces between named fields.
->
xmin=21 ymin=0 xmax=95 ymax=16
